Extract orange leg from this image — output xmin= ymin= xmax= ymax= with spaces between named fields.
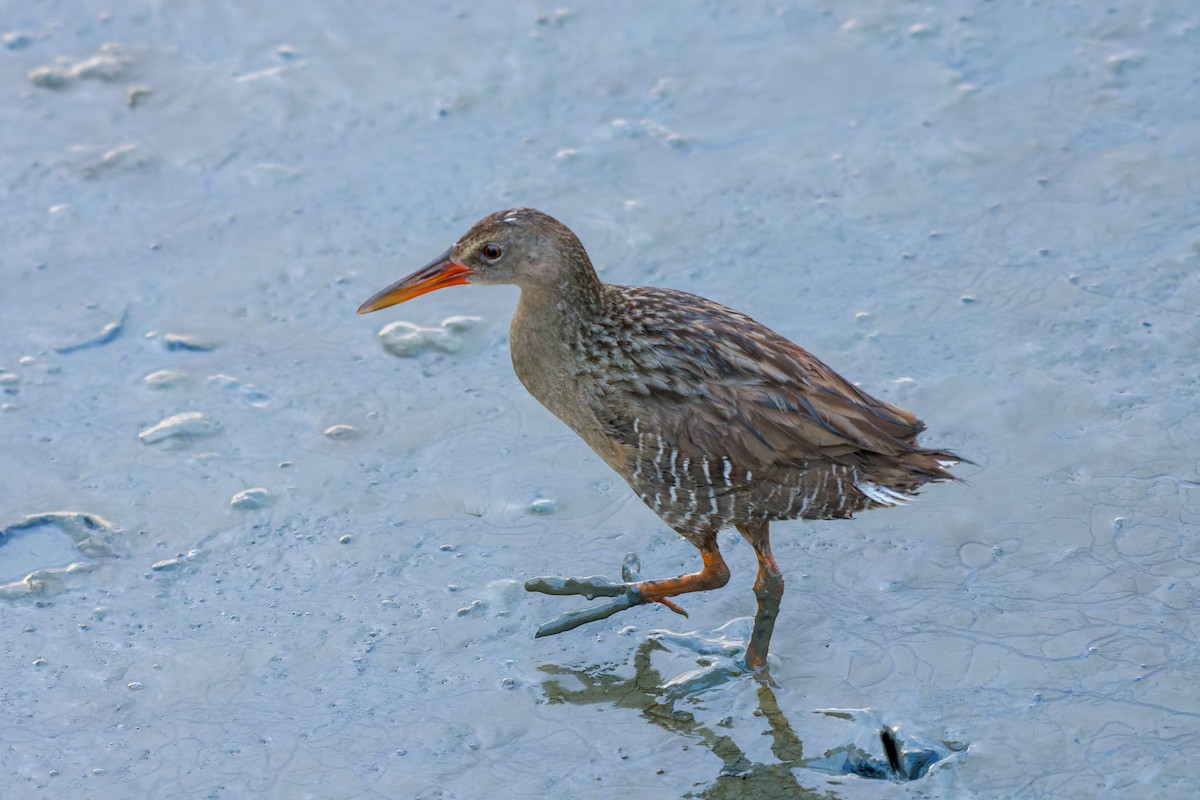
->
xmin=525 ymin=542 xmax=730 ymax=638
xmin=636 ymin=547 xmax=730 ymax=603
xmin=738 ymin=521 xmax=784 ymax=671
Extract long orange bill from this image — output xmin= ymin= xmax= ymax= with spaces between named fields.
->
xmin=356 ymin=248 xmax=475 ymax=314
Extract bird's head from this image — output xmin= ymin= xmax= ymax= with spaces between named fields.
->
xmin=357 ymin=208 xmax=595 ymax=314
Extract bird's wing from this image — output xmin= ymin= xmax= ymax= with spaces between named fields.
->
xmin=590 ymin=288 xmax=925 ymax=474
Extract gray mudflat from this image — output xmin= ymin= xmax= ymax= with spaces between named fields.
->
xmin=2 ymin=2 xmax=1196 ymax=798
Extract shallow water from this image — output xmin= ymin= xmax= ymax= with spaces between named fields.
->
xmin=2 ymin=1 xmax=1197 ymax=797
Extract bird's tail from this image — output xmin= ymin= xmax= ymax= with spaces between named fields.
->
xmin=903 ymin=447 xmax=970 ymax=483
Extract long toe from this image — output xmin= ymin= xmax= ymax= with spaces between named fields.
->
xmin=524 ymin=574 xmax=628 ymax=599
xmin=533 ymin=585 xmax=646 ymax=637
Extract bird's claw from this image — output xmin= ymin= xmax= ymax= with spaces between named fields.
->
xmin=657 ymin=597 xmax=689 ymax=618
xmin=525 ymin=551 xmax=687 ymax=636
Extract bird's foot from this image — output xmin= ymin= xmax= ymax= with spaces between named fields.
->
xmin=525 ymin=552 xmax=688 ymax=638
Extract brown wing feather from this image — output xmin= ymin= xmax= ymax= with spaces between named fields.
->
xmin=590 ymin=286 xmax=941 ymax=473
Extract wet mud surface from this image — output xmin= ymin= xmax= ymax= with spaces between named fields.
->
xmin=2 ymin=1 xmax=1198 ymax=797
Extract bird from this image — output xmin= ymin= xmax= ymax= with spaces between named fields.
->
xmin=357 ymin=208 xmax=962 ymax=672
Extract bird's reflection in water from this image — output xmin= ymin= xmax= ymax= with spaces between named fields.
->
xmin=539 ymin=639 xmax=962 ymax=799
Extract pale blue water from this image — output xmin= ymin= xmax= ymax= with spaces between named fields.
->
xmin=2 ymin=2 xmax=1197 ymax=797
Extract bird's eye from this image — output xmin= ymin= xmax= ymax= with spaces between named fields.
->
xmin=482 ymin=243 xmax=502 ymax=260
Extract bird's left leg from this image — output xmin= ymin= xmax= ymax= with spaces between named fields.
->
xmin=525 ymin=534 xmax=730 ymax=638
xmin=737 ymin=519 xmax=784 ymax=671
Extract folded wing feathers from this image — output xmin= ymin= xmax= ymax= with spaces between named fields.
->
xmin=610 ymin=288 xmax=960 ymax=483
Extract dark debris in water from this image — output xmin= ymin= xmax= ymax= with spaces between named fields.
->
xmin=838 ymin=726 xmax=949 ymax=782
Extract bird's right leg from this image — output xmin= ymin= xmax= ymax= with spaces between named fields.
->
xmin=737 ymin=520 xmax=784 ymax=671
xmin=525 ymin=539 xmax=730 ymax=638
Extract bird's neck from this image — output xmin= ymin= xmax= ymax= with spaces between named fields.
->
xmin=509 ymin=263 xmax=610 ymax=420
xmin=513 ymin=255 xmax=606 ymax=334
